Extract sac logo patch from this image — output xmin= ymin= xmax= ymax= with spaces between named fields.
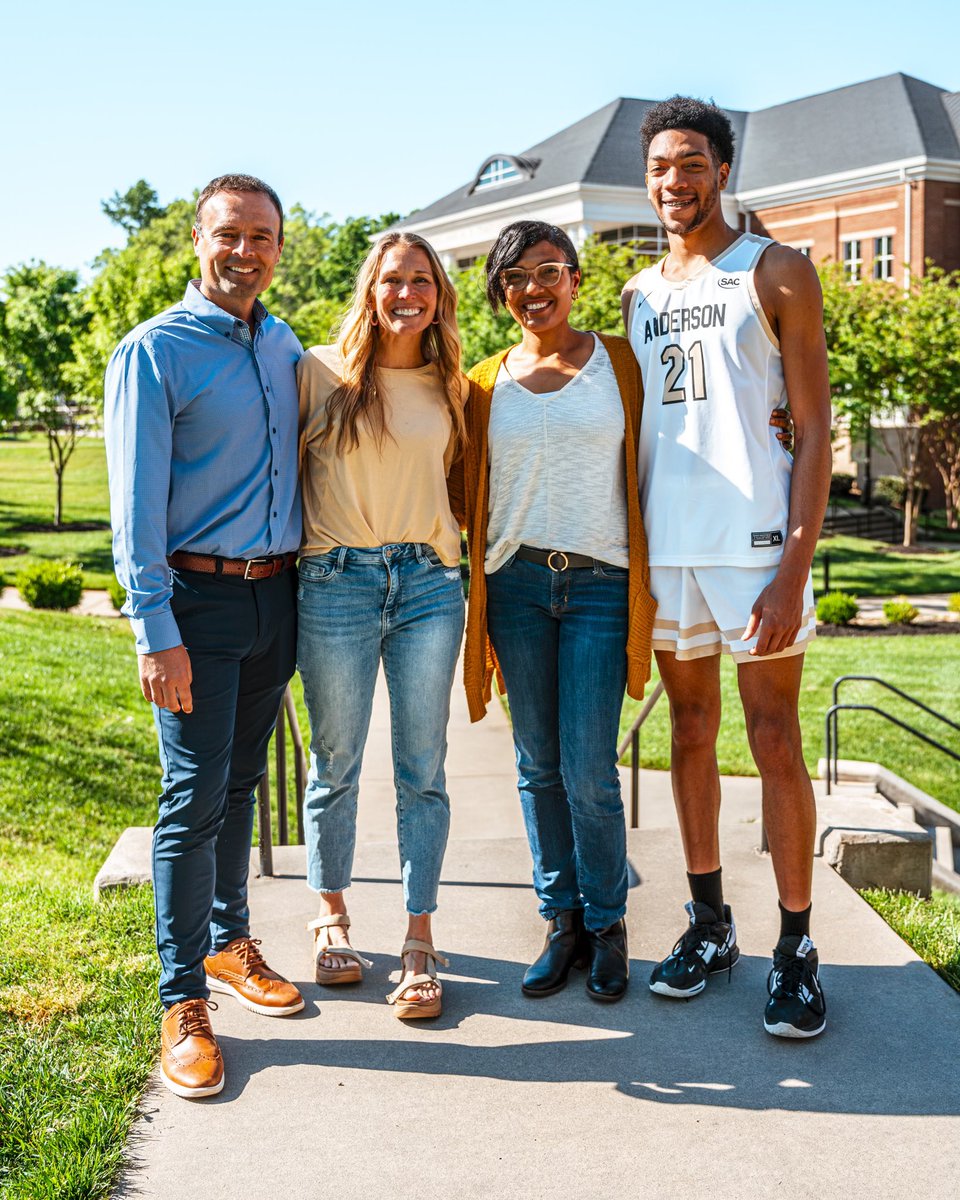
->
xmin=718 ymin=277 xmax=740 ymax=289
xmin=752 ymin=530 xmax=784 ymax=548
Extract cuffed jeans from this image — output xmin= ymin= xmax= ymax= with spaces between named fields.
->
xmin=297 ymin=544 xmax=464 ymax=914
xmin=486 ymin=555 xmax=629 ymax=932
xmin=153 ymin=568 xmax=296 ymax=1007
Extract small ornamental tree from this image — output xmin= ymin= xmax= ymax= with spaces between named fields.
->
xmin=0 ymin=262 xmax=92 ymax=526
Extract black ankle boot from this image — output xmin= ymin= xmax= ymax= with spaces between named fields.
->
xmin=586 ymin=919 xmax=629 ymax=1002
xmin=521 ymin=909 xmax=588 ymax=997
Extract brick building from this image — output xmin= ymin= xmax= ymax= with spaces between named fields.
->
xmin=398 ymin=72 xmax=960 ymax=282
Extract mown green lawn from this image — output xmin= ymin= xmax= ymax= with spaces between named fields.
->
xmin=0 ymin=436 xmax=114 ymax=590
xmin=620 ymin=634 xmax=960 ymax=812
xmin=0 ymin=610 xmax=159 ymax=1200
xmin=861 ymin=889 xmax=960 ymax=992
xmin=812 ymin=533 xmax=960 ymax=597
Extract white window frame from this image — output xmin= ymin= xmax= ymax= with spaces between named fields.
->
xmin=873 ymin=234 xmax=894 ymax=280
xmin=475 ymin=159 xmax=521 ymax=190
xmin=842 ymin=238 xmax=863 ymax=283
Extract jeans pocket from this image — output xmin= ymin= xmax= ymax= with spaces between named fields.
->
xmin=297 ymin=553 xmax=339 ymax=593
xmin=595 ymin=562 xmax=628 ymax=580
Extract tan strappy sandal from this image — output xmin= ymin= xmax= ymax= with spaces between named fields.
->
xmin=307 ymin=914 xmax=373 ymax=985
xmin=385 ymin=939 xmax=449 ymax=1019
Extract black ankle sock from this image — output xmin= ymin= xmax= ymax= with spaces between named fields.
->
xmin=779 ymin=901 xmax=812 ymax=940
xmin=687 ymin=868 xmax=724 ymax=920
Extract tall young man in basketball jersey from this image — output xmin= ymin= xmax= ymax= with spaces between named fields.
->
xmin=622 ymin=97 xmax=832 ymax=1037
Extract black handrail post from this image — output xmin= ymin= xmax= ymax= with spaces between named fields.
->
xmin=631 ymin=729 xmax=640 ymax=830
xmin=284 ymin=687 xmax=307 ymax=844
xmin=824 ymin=709 xmax=832 ymax=796
xmin=823 ymin=550 xmax=830 ymax=594
xmin=257 ymin=771 xmax=274 ymax=878
xmin=275 ymin=706 xmax=288 ymax=846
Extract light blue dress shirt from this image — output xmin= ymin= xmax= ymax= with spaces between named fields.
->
xmin=104 ymin=281 xmax=303 ymax=654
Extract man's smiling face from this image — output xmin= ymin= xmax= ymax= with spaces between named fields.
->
xmin=646 ymin=128 xmax=729 ymax=237
xmin=192 ymin=190 xmax=283 ymax=319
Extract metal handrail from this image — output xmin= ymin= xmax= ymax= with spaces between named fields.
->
xmin=824 ymin=674 xmax=960 ymax=794
xmin=618 ymin=681 xmax=665 ymax=828
xmin=256 ymin=684 xmax=309 ymax=876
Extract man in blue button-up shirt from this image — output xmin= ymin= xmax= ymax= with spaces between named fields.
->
xmin=105 ymin=174 xmax=306 ymax=1099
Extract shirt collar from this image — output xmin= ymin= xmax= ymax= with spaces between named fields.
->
xmin=183 ymin=280 xmax=269 ymax=336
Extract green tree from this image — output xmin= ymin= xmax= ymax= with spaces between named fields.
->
xmin=821 ymin=263 xmax=960 ymax=545
xmin=73 ymin=198 xmax=196 ymax=397
xmin=576 ymin=238 xmax=652 ymax=336
xmin=453 ymin=259 xmax=515 ymax=369
xmin=101 ymin=179 xmax=164 ymax=234
xmin=264 ymin=209 xmax=399 ymax=347
xmin=0 ymin=263 xmax=91 ymax=525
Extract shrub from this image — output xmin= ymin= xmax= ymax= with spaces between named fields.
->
xmin=883 ymin=598 xmax=920 ymax=625
xmin=830 ymin=472 xmax=856 ymax=497
xmin=107 ymin=575 xmax=127 ymax=611
xmin=873 ymin=475 xmax=905 ymax=508
xmin=16 ymin=561 xmax=84 ymax=610
xmin=816 ymin=591 xmax=859 ymax=625
xmin=948 ymin=593 xmax=960 ymax=615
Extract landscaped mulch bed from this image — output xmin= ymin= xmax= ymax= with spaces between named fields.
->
xmin=817 ymin=621 xmax=958 ymax=637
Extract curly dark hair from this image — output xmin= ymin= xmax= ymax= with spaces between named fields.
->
xmin=194 ymin=173 xmax=284 ymax=241
xmin=484 ymin=220 xmax=580 ymax=313
xmin=640 ymin=96 xmax=735 ymax=168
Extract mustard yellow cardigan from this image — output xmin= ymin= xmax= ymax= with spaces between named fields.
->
xmin=448 ymin=333 xmax=657 ymax=723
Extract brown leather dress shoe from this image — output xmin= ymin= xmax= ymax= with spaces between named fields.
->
xmin=204 ymin=935 xmax=305 ymax=1016
xmin=160 ymin=998 xmax=224 ymax=1099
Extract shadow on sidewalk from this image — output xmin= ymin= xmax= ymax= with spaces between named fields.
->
xmin=204 ymin=952 xmax=960 ymax=1116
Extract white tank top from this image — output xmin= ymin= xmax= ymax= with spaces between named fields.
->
xmin=629 ymin=232 xmax=792 ymax=567
xmin=484 ymin=335 xmax=629 ymax=574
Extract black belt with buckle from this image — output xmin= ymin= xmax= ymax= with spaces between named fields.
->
xmin=515 ymin=545 xmax=607 ymax=572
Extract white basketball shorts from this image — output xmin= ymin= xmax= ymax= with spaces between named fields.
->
xmin=650 ymin=564 xmax=816 ymax=663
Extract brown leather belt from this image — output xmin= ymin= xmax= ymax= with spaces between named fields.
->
xmin=168 ymin=550 xmax=297 ymax=580
xmin=515 ymin=545 xmax=610 ymax=572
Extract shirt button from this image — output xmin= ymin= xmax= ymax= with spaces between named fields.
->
xmin=273 ymin=511 xmax=277 ymax=517
xmin=274 ymin=469 xmax=278 ymax=476
xmin=265 ymin=386 xmax=270 ymax=393
xmin=272 ymin=427 xmax=277 ymax=434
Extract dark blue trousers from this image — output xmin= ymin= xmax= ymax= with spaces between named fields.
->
xmin=152 ymin=568 xmax=296 ymax=1007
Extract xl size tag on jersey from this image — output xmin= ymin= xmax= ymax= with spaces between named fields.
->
xmin=752 ymin=530 xmax=784 ymax=548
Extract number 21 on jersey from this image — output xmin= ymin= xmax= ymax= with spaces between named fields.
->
xmin=660 ymin=340 xmax=706 ymax=405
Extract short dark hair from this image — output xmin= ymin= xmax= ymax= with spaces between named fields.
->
xmin=640 ymin=96 xmax=735 ymax=168
xmin=194 ymin=174 xmax=284 ymax=241
xmin=484 ymin=220 xmax=580 ymax=312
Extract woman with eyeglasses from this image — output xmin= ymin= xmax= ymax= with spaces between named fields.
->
xmin=453 ymin=219 xmax=656 ymax=1003
xmin=296 ymin=231 xmax=467 ymax=1019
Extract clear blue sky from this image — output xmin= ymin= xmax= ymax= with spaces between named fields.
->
xmin=4 ymin=0 xmax=959 ymax=277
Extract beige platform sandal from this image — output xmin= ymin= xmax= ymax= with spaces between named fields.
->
xmin=385 ymin=938 xmax=449 ymax=1019
xmin=307 ymin=914 xmax=373 ymax=985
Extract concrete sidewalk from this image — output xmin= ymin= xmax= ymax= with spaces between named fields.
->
xmin=117 ymin=667 xmax=960 ymax=1200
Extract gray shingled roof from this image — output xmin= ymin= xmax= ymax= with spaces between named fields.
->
xmin=737 ymin=73 xmax=960 ymax=192
xmin=400 ymin=73 xmax=958 ymax=226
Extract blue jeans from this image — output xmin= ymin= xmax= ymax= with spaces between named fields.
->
xmin=154 ymin=568 xmax=296 ymax=1007
xmin=297 ymin=544 xmax=465 ymax=914
xmin=486 ymin=555 xmax=629 ymax=932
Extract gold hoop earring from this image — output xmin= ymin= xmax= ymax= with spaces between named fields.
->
xmin=370 ymin=310 xmax=378 ymax=326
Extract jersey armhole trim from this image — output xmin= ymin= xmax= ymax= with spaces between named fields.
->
xmin=626 ymin=286 xmax=642 ymax=339
xmin=746 ymin=257 xmax=780 ymax=353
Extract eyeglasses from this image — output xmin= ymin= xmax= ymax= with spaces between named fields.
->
xmin=500 ymin=262 xmax=574 ymax=291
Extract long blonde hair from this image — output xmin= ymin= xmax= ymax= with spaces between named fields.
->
xmin=326 ymin=232 xmax=466 ymax=455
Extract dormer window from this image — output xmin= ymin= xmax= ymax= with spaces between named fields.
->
xmin=477 ymin=158 xmax=521 ymax=189
xmin=469 ymin=154 xmax=539 ymax=195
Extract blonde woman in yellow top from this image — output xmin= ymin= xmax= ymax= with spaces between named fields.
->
xmin=297 ymin=232 xmax=467 ymax=1018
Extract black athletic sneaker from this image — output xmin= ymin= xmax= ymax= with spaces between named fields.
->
xmin=764 ymin=934 xmax=826 ymax=1039
xmin=649 ymin=901 xmax=740 ymax=998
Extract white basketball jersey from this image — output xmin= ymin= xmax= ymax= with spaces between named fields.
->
xmin=629 ymin=232 xmax=792 ymax=566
